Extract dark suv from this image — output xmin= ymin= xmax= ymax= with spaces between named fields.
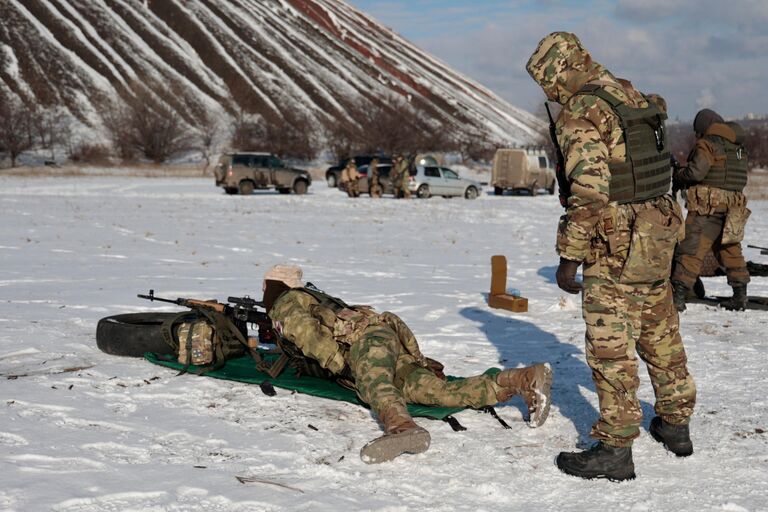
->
xmin=325 ymin=155 xmax=392 ymax=187
xmin=214 ymin=153 xmax=312 ymax=195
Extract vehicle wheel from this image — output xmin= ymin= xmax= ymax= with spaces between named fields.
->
xmin=224 ymin=187 xmax=238 ymax=195
xmin=96 ymin=313 xmax=177 ymax=358
xmin=548 ymin=182 xmax=556 ymax=195
xmin=238 ymin=180 xmax=254 ymax=195
xmin=277 ymin=188 xmax=290 ymax=194
xmin=293 ymin=180 xmax=308 ymax=195
xmin=417 ymin=184 xmax=430 ymax=199
xmin=326 ymin=174 xmax=337 ymax=188
xmin=465 ymin=186 xmax=478 ymax=200
xmin=529 ymin=186 xmax=538 ymax=197
xmin=494 ymin=187 xmax=503 ymax=196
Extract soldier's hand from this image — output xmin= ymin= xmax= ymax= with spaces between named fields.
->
xmin=556 ymin=257 xmax=583 ymax=294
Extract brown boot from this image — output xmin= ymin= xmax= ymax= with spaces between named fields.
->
xmin=496 ymin=363 xmax=553 ymax=428
xmin=360 ymin=404 xmax=430 ymax=464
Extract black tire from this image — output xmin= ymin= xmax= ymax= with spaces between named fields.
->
xmin=494 ymin=187 xmax=503 ymax=196
xmin=326 ymin=173 xmax=337 ymax=188
xmin=96 ymin=313 xmax=177 ymax=357
xmin=224 ymin=187 xmax=238 ymax=195
xmin=529 ymin=186 xmax=538 ymax=197
xmin=465 ymin=186 xmax=478 ymax=200
xmin=277 ymin=188 xmax=291 ymax=194
xmin=548 ymin=182 xmax=556 ymax=195
xmin=293 ymin=180 xmax=308 ymax=195
xmin=417 ymin=184 xmax=430 ymax=199
xmin=238 ymin=180 xmax=254 ymax=195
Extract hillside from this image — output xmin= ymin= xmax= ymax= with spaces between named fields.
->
xmin=0 ymin=0 xmax=542 ymax=148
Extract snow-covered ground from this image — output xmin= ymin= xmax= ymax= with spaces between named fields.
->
xmin=1 ymin=176 xmax=766 ymax=512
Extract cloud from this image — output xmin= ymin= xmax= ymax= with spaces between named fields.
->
xmin=348 ymin=0 xmax=768 ymax=120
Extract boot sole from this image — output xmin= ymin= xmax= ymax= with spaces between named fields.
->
xmin=557 ymin=465 xmax=637 ymax=482
xmin=360 ymin=428 xmax=431 ymax=464
xmin=649 ymin=425 xmax=693 ymax=457
xmin=528 ymin=363 xmax=553 ymax=428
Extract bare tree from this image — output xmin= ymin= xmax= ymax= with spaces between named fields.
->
xmin=102 ymin=89 xmax=192 ymax=163
xmin=32 ymin=106 xmax=71 ymax=161
xmin=230 ymin=109 xmax=319 ymax=160
xmin=0 ymin=91 xmax=35 ymax=167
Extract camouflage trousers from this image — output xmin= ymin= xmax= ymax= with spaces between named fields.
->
xmin=583 ymin=274 xmax=697 ymax=446
xmin=392 ymin=181 xmax=411 ymax=199
xmin=347 ymin=313 xmax=502 ymax=418
xmin=672 ymin=212 xmax=749 ymax=289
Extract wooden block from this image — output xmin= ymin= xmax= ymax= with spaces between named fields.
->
xmin=488 ymin=254 xmax=529 ymax=312
xmin=490 ymin=255 xmax=508 ymax=296
xmin=488 ymin=294 xmax=528 ymax=313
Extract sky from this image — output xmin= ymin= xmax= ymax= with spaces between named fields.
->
xmin=346 ymin=0 xmax=768 ymax=121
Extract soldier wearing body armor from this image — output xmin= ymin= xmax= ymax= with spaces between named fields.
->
xmin=390 ymin=155 xmax=411 ymax=199
xmin=527 ymin=32 xmax=696 ymax=481
xmin=369 ymin=158 xmax=382 ymax=198
xmin=261 ymin=265 xmax=553 ymax=464
xmin=671 ymin=109 xmax=751 ymax=312
xmin=340 ymin=160 xmax=361 ymax=198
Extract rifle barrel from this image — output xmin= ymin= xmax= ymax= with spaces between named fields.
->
xmin=137 ymin=294 xmax=179 ymax=305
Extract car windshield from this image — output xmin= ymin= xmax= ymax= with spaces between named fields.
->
xmin=442 ymin=168 xmax=459 ymax=180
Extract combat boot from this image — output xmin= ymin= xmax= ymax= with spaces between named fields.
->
xmin=672 ymin=281 xmax=688 ymax=312
xmin=649 ymin=416 xmax=693 ymax=457
xmin=360 ymin=404 xmax=430 ymax=464
xmin=556 ymin=442 xmax=636 ymax=482
xmin=722 ymin=284 xmax=747 ymax=311
xmin=496 ymin=363 xmax=553 ymax=428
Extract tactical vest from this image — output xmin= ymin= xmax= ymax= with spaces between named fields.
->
xmin=700 ymin=135 xmax=749 ymax=192
xmin=574 ymin=84 xmax=672 ymax=204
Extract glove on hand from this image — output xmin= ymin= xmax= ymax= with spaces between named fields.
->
xmin=556 ymin=257 xmax=583 ymax=294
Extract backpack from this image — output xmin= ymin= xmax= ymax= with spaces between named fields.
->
xmin=160 ymin=308 xmax=247 ymax=374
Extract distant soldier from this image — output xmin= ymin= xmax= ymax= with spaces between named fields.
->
xmin=369 ymin=158 xmax=382 ymax=198
xmin=391 ymin=155 xmax=411 ymax=199
xmin=671 ymin=110 xmax=751 ymax=311
xmin=262 ymin=265 xmax=553 ymax=464
xmin=340 ymin=160 xmax=361 ymax=198
xmin=527 ymin=32 xmax=696 ymax=481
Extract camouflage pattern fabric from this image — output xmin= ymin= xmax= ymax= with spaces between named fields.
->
xmin=369 ymin=160 xmax=382 ymax=198
xmin=269 ymin=290 xmax=506 ymax=420
xmin=673 ymin=212 xmax=750 ymax=288
xmin=176 ymin=320 xmax=214 ymax=366
xmin=527 ymin=32 xmax=696 ymax=446
xmin=391 ymin=158 xmax=411 ymax=199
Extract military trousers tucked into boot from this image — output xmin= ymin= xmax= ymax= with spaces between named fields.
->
xmin=583 ymin=276 xmax=697 ymax=447
xmin=672 ymin=212 xmax=749 ymax=289
xmin=348 ymin=324 xmax=504 ymax=419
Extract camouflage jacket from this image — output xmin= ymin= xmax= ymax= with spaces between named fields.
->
xmin=526 ymin=32 xmax=667 ymax=262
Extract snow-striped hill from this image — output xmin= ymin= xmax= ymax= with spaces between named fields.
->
xmin=0 ymin=0 xmax=542 ymax=146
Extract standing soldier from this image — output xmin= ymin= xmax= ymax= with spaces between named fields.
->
xmin=262 ymin=265 xmax=553 ymax=464
xmin=369 ymin=157 xmax=383 ymax=198
xmin=526 ymin=32 xmax=696 ymax=481
xmin=671 ymin=110 xmax=751 ymax=311
xmin=340 ymin=160 xmax=361 ymax=198
xmin=391 ymin=154 xmax=411 ymax=199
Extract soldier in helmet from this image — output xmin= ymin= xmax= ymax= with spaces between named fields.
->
xmin=368 ymin=157 xmax=383 ymax=198
xmin=340 ymin=159 xmax=361 ymax=198
xmin=671 ymin=110 xmax=751 ymax=312
xmin=390 ymin=154 xmax=411 ymax=199
xmin=261 ymin=264 xmax=553 ymax=464
xmin=526 ymin=32 xmax=696 ymax=481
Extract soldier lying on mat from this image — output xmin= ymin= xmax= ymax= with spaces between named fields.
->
xmin=261 ymin=264 xmax=553 ymax=464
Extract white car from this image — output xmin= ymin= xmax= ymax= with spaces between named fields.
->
xmin=408 ymin=166 xmax=482 ymax=199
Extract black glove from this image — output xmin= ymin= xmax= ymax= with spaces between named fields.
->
xmin=556 ymin=257 xmax=583 ymax=294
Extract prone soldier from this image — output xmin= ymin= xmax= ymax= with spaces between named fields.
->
xmin=262 ymin=265 xmax=553 ymax=464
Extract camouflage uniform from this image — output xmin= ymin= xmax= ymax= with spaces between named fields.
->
xmin=340 ymin=161 xmax=361 ymax=198
xmin=391 ymin=157 xmax=411 ymax=199
xmin=672 ymin=121 xmax=750 ymax=292
xmin=526 ymin=32 xmax=696 ymax=448
xmin=369 ymin=158 xmax=383 ymax=198
xmin=270 ymin=289 xmax=514 ymax=412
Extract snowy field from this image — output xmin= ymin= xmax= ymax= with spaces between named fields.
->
xmin=1 ymin=176 xmax=767 ymax=512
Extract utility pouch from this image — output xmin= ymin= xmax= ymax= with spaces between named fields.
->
xmin=620 ymin=206 xmax=682 ymax=284
xmin=176 ymin=320 xmax=215 ymax=366
xmin=722 ymin=205 xmax=751 ymax=245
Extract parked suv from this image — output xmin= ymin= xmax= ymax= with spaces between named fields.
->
xmin=214 ymin=153 xmax=312 ymax=195
xmin=326 ymin=155 xmax=392 ymax=187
